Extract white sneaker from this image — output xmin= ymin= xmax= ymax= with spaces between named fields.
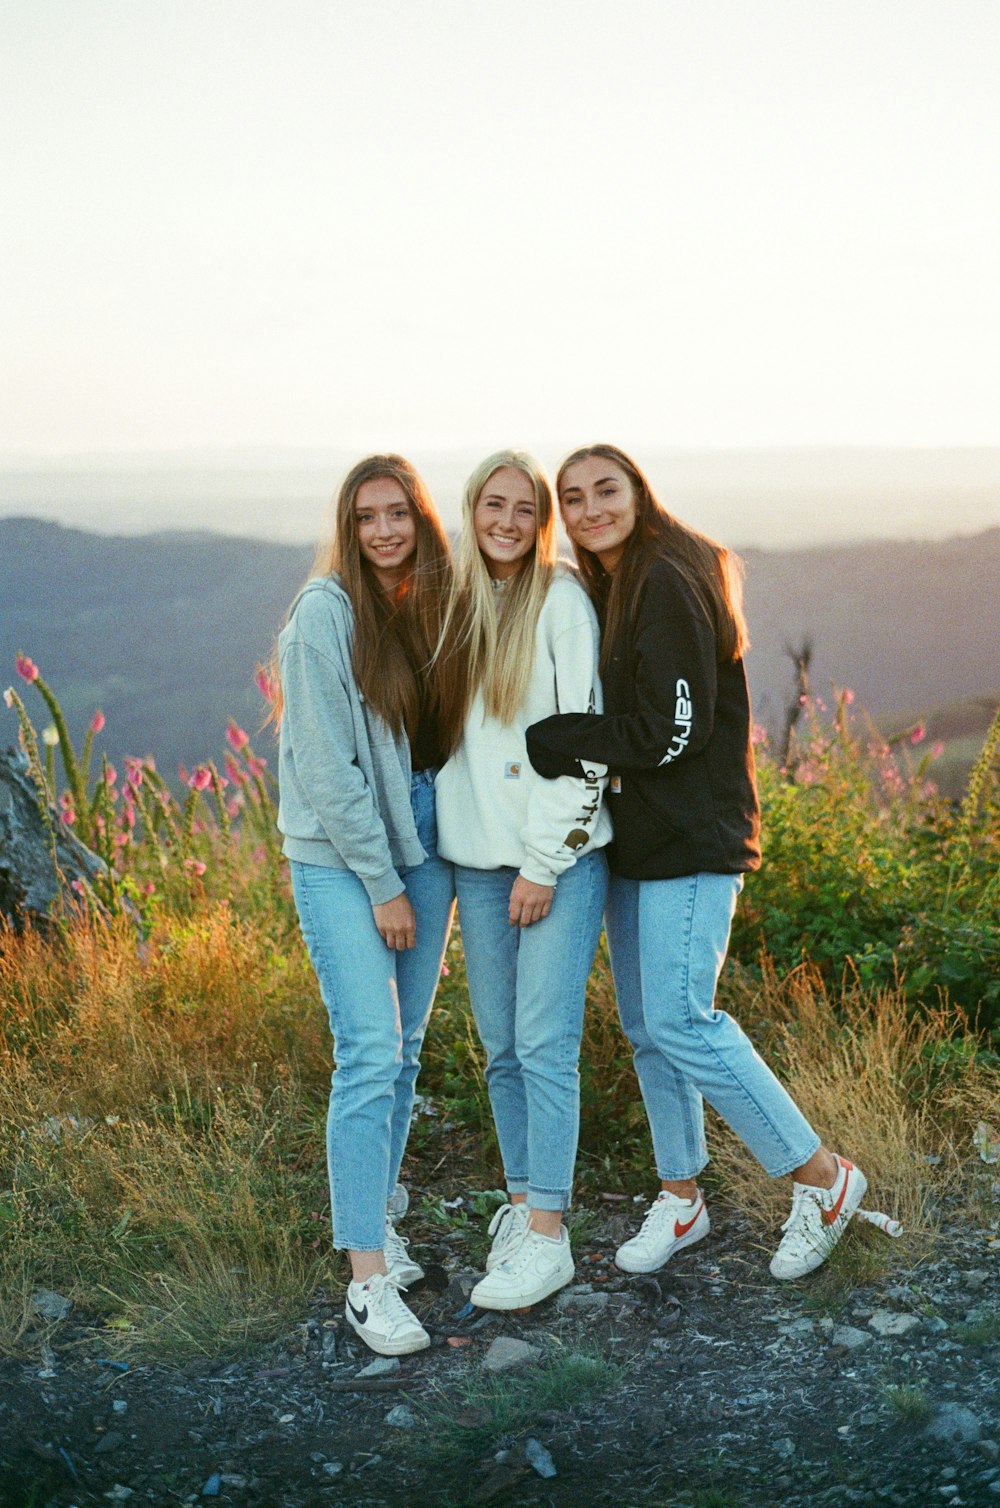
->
xmin=615 ymin=1189 xmax=710 ymax=1273
xmin=384 ymin=1217 xmax=424 ymax=1287
xmin=471 ymin=1224 xmax=574 ymax=1310
xmin=770 ymin=1156 xmax=868 ymax=1280
xmin=485 ymin=1202 xmax=529 ymax=1272
xmin=345 ymin=1273 xmax=430 ymax=1356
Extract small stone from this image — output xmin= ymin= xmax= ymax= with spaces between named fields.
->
xmin=112 ymin=1400 xmax=128 ymax=1413
xmin=868 ymin=1311 xmax=921 ymax=1337
xmin=781 ymin=1317 xmax=815 ymax=1337
xmin=831 ymin=1324 xmax=873 ymax=1351
xmin=525 ymin=1438 xmax=557 ymax=1479
xmin=95 ymin=1431 xmax=125 ymax=1455
xmin=555 ymin=1290 xmax=610 ymax=1314
xmin=927 ymin=1404 xmax=982 ymax=1444
xmin=321 ymin=1462 xmax=343 ymax=1477
xmin=322 ymin=1330 xmax=337 ymax=1361
xmin=385 ymin=1405 xmax=416 ymax=1429
xmin=201 ymin=1477 xmax=221 ymax=1499
xmin=977 ymin=1441 xmax=1000 ymax=1460
xmin=31 ymin=1288 xmax=72 ymax=1321
xmin=219 ymin=1478 xmax=247 ymax=1490
xmin=924 ymin=1316 xmax=949 ymax=1334
xmin=775 ymin=1437 xmax=795 ymax=1458
xmin=104 ymin=1490 xmax=133 ymax=1503
xmin=356 ymin=1356 xmax=400 ymax=1379
xmin=964 ymin=1271 xmax=990 ymax=1290
xmin=482 ymin=1336 xmax=542 ymax=1374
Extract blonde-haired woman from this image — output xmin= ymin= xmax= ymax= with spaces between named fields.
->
xmin=435 ymin=451 xmax=612 ymax=1310
xmin=277 ymin=454 xmax=455 ymax=1355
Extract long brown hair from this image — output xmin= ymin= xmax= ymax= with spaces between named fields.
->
xmin=434 ymin=451 xmax=557 ymax=757
xmin=271 ymin=454 xmax=451 ymax=737
xmin=556 ymin=444 xmax=749 ymax=670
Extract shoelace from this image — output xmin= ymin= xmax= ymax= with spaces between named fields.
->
xmin=384 ymin=1223 xmax=413 ymax=1263
xmin=779 ymin=1187 xmax=824 ymax=1235
xmin=369 ymin=1272 xmax=418 ymax=1329
xmin=487 ymin=1203 xmax=515 ymax=1238
xmin=637 ymin=1194 xmax=679 ymax=1236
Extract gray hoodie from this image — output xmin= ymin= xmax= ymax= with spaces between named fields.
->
xmin=277 ymin=575 xmax=425 ymax=904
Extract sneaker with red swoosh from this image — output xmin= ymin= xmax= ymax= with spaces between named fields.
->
xmin=615 ymin=1189 xmax=710 ymax=1274
xmin=770 ymin=1155 xmax=868 ymax=1280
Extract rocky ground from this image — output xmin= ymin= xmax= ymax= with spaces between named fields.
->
xmin=2 ymin=1189 xmax=999 ymax=1508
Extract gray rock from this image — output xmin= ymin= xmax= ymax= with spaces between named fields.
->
xmin=384 ymin=1405 xmax=417 ymax=1429
xmin=964 ymin=1271 xmax=991 ymax=1290
xmin=779 ymin=1318 xmax=815 ymax=1338
xmin=924 ymin=1316 xmax=949 ymax=1334
xmin=0 ymin=747 xmax=110 ymax=927
xmin=927 ymin=1404 xmax=982 ymax=1444
xmin=525 ymin=1438 xmax=557 ymax=1478
xmin=977 ymin=1441 xmax=1000 ymax=1461
xmin=775 ymin=1437 xmax=795 ymax=1458
xmin=357 ymin=1356 xmax=400 ymax=1378
xmin=31 ymin=1288 xmax=72 ymax=1320
xmin=482 ymin=1336 xmax=542 ymax=1374
xmin=112 ymin=1399 xmax=128 ymax=1413
xmin=321 ymin=1462 xmax=343 ymax=1477
xmin=555 ymin=1290 xmax=610 ymax=1314
xmin=95 ymin=1431 xmax=125 ymax=1455
xmin=868 ymin=1310 xmax=921 ymax=1337
xmin=831 ymin=1324 xmax=873 ymax=1351
xmin=321 ymin=1329 xmax=337 ymax=1361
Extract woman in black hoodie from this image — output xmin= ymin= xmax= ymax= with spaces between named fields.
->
xmin=527 ymin=444 xmax=866 ymax=1282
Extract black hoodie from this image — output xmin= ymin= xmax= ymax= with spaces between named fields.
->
xmin=526 ymin=555 xmax=761 ymax=881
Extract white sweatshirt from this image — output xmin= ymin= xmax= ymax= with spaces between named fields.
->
xmin=435 ymin=568 xmax=613 ymax=886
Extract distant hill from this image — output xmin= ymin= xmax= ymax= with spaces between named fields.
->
xmin=2 ymin=517 xmax=998 ymax=788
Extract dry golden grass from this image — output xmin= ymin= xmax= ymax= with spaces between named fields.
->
xmin=1 ymin=912 xmax=995 ymax=1353
xmin=708 ymin=963 xmax=998 ymax=1253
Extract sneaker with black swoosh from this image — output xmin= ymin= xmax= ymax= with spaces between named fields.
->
xmin=345 ymin=1273 xmax=430 ymax=1355
xmin=614 ymin=1189 xmax=710 ymax=1273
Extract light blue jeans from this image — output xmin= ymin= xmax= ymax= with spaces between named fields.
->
xmin=455 ymin=850 xmax=608 ymax=1210
xmin=290 ymin=770 xmax=455 ymax=1250
xmin=605 ymin=871 xmax=820 ymax=1180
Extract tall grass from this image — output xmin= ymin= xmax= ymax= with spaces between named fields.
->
xmin=1 ymin=659 xmax=998 ymax=1355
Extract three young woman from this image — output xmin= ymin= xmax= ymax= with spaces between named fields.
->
xmin=526 ymin=444 xmax=866 ymax=1281
xmin=276 ymin=455 xmax=455 ymax=1356
xmin=433 ymin=452 xmax=611 ymax=1309
xmin=277 ymin=444 xmax=868 ymax=1359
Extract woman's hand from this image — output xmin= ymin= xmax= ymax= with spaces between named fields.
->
xmin=508 ymin=875 xmax=554 ymax=928
xmin=373 ymin=893 xmax=417 ymax=950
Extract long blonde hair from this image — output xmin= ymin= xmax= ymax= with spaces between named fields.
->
xmin=271 ymin=454 xmax=451 ymax=736
xmin=435 ymin=451 xmax=557 ymax=756
xmin=556 ymin=443 xmax=749 ymax=670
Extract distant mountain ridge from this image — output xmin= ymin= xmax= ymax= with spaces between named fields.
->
xmin=2 ymin=517 xmax=998 ymax=787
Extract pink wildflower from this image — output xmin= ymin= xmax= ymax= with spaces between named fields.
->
xmin=226 ymin=722 xmax=250 ymax=752
xmin=15 ymin=654 xmax=38 ymax=683
xmin=188 ymin=766 xmax=212 ymax=792
xmin=184 ymin=858 xmax=207 ymax=877
xmin=226 ymin=797 xmax=242 ymax=817
xmin=114 ymin=832 xmax=129 ymax=850
xmin=440 ymin=962 xmax=451 ymax=977
xmin=71 ymin=879 xmax=86 ymax=895
xmin=751 ymin=723 xmax=768 ymax=747
xmin=89 ymin=709 xmax=105 ymax=734
xmin=910 ymin=722 xmax=926 ymax=745
xmin=141 ymin=881 xmax=155 ymax=897
xmin=224 ymin=754 xmax=246 ymax=785
xmin=931 ymin=741 xmax=945 ymax=758
xmin=246 ymin=753 xmax=268 ymax=779
xmin=105 ymin=765 xmax=117 ymax=787
xmin=255 ymin=665 xmax=278 ymax=702
xmin=122 ymin=802 xmax=136 ymax=829
xmin=842 ymin=688 xmax=855 ymax=705
xmin=60 ymin=807 xmax=76 ymax=826
xmin=178 ymin=764 xmax=189 ymax=785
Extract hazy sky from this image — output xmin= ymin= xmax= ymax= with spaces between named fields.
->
xmin=3 ymin=0 xmax=999 ymax=456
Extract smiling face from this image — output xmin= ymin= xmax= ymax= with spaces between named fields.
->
xmin=354 ymin=476 xmax=418 ymax=591
xmin=558 ymin=455 xmax=638 ymax=572
xmin=473 ymin=465 xmax=539 ymax=579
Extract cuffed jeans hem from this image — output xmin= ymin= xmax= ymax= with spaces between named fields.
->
xmin=333 ymin=1240 xmax=385 ymax=1253
xmin=655 ymin=1155 xmax=711 ymax=1182
xmin=505 ymin=1178 xmax=530 ymax=1195
xmin=765 ymin=1133 xmax=823 ymax=1180
xmin=527 ymin=1188 xmax=571 ymax=1212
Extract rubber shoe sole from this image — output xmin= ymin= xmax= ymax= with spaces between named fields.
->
xmin=471 ymin=1245 xmax=575 ymax=1311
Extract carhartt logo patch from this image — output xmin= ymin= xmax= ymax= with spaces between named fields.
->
xmin=504 ymin=761 xmax=522 ymax=779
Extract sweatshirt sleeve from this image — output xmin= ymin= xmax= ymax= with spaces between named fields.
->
xmin=526 ymin=566 xmax=718 ymax=778
xmin=280 ymin=634 xmax=405 ymax=904
xmin=519 ymin=589 xmax=609 ymax=887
